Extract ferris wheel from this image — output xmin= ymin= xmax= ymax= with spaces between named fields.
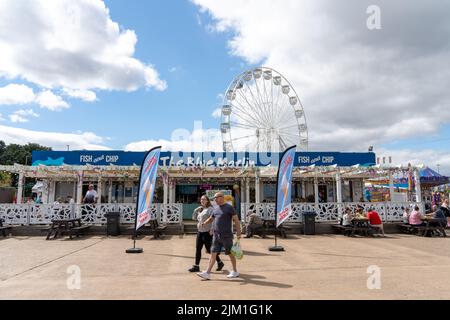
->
xmin=220 ymin=67 xmax=308 ymax=153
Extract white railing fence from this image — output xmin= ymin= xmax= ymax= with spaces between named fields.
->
xmin=241 ymin=202 xmax=422 ymax=223
xmin=1 ymin=202 xmax=421 ymax=225
xmin=0 ymin=203 xmax=183 ymax=225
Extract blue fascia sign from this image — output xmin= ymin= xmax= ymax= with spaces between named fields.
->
xmin=32 ymin=151 xmax=376 ymax=168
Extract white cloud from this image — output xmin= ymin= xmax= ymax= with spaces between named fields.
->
xmin=0 ymin=0 xmax=166 ymax=93
xmin=377 ymin=148 xmax=450 ymax=176
xmin=0 ymin=83 xmax=73 ymax=111
xmin=9 ymin=109 xmax=39 ymax=123
xmin=35 ymin=90 xmax=69 ymax=111
xmin=62 ymin=88 xmax=96 ymax=102
xmin=9 ymin=115 xmax=27 ymax=123
xmin=0 ymin=124 xmax=110 ymax=150
xmin=125 ymin=128 xmax=223 ymax=152
xmin=0 ymin=84 xmax=35 ymax=105
xmin=0 ymin=113 xmax=4 ymax=121
xmin=211 ymin=108 xmax=222 ymax=119
xmin=193 ymin=0 xmax=450 ymax=153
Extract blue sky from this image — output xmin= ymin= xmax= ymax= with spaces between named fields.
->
xmin=102 ymin=0 xmax=241 ymax=145
xmin=0 ymin=0 xmax=449 ymax=174
xmin=0 ymin=0 xmax=245 ymax=147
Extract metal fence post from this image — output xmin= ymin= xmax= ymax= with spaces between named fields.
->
xmin=26 ymin=204 xmax=31 ymax=225
xmin=384 ymin=201 xmax=388 ymax=223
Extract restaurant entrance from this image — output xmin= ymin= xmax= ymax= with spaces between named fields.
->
xmin=175 ymin=181 xmax=238 ymax=220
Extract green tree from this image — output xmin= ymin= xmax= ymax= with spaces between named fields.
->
xmin=0 ymin=140 xmax=52 ymax=188
xmin=0 ymin=140 xmax=6 ymax=163
xmin=0 ymin=141 xmax=51 ymax=165
xmin=0 ymin=171 xmax=11 ymax=186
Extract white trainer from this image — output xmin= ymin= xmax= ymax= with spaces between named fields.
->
xmin=226 ymin=271 xmax=240 ymax=278
xmin=196 ymin=271 xmax=211 ymax=280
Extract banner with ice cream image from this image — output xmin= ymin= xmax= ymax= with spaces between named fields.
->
xmin=135 ymin=146 xmax=161 ymax=231
xmin=276 ymin=146 xmax=296 ymax=227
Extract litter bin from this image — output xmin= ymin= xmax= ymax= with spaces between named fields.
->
xmin=302 ymin=211 xmax=317 ymax=235
xmin=105 ymin=212 xmax=121 ymax=236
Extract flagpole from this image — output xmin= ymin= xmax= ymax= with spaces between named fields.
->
xmin=126 ymin=146 xmax=161 ymax=254
xmin=269 ymin=145 xmax=296 ymax=252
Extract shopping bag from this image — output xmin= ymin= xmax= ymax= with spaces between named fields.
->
xmin=230 ymin=239 xmax=244 ymax=260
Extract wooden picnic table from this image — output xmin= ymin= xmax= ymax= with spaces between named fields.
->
xmin=333 ymin=217 xmax=372 ymax=237
xmin=132 ymin=219 xmax=167 ymax=239
xmin=349 ymin=217 xmax=371 ymax=237
xmin=46 ymin=218 xmax=90 ymax=240
xmin=399 ymin=217 xmax=447 ymax=237
xmin=262 ymin=219 xmax=290 ymax=238
xmin=420 ymin=217 xmax=447 ymax=237
xmin=148 ymin=219 xmax=167 ymax=239
xmin=0 ymin=218 xmax=12 ymax=237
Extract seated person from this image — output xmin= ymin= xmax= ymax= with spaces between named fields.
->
xmin=431 ymin=205 xmax=447 ymax=228
xmin=355 ymin=206 xmax=366 ymax=219
xmin=342 ymin=208 xmax=354 ymax=227
xmin=441 ymin=199 xmax=450 ymax=227
xmin=402 ymin=207 xmax=411 ymax=224
xmin=409 ymin=205 xmax=426 ymax=226
xmin=244 ymin=210 xmax=263 ymax=238
xmin=367 ymin=207 xmax=385 ymax=236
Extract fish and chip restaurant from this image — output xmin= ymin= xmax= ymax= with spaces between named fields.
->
xmin=0 ymin=150 xmax=424 ymax=226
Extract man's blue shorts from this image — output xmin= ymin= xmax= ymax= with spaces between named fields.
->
xmin=211 ymin=234 xmax=233 ymax=255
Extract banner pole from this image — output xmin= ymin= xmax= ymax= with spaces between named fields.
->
xmin=126 ymin=146 xmax=161 ymax=254
xmin=269 ymin=145 xmax=296 ymax=252
xmin=127 ymin=221 xmax=142 ymax=253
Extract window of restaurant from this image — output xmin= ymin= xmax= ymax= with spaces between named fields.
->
xmin=305 ymin=181 xmax=315 ymax=202
xmin=55 ymin=181 xmax=76 ymax=203
xmin=104 ymin=181 xmax=139 ymax=203
xmin=263 ymin=183 xmax=276 ymax=202
xmin=352 ymin=180 xmax=363 ymax=202
xmin=176 ymin=185 xmax=200 ymax=204
xmin=262 ymin=182 xmax=301 ymax=202
xmin=343 ymin=180 xmax=353 ymax=202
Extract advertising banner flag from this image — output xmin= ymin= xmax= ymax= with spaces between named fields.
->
xmin=276 ymin=146 xmax=296 ymax=227
xmin=135 ymin=146 xmax=161 ymax=231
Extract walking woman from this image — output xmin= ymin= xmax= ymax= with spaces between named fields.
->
xmin=188 ymin=195 xmax=224 ymax=272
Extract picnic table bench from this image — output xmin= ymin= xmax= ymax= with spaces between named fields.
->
xmin=261 ymin=220 xmax=290 ymax=238
xmin=149 ymin=219 xmax=167 ymax=239
xmin=399 ymin=218 xmax=446 ymax=237
xmin=332 ymin=218 xmax=373 ymax=237
xmin=45 ymin=218 xmax=90 ymax=240
xmin=331 ymin=224 xmax=354 ymax=236
xmin=243 ymin=222 xmax=266 ymax=238
xmin=0 ymin=219 xmax=12 ymax=237
xmin=133 ymin=219 xmax=167 ymax=239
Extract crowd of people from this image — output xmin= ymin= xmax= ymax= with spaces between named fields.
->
xmin=403 ymin=199 xmax=449 ymax=231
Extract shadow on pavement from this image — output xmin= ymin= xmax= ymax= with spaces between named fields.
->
xmin=243 ymin=250 xmax=281 ymax=257
xmin=215 ymin=273 xmax=293 ymax=289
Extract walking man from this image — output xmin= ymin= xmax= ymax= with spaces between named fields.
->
xmin=197 ymin=192 xmax=241 ymax=280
